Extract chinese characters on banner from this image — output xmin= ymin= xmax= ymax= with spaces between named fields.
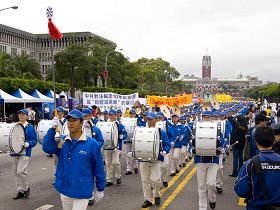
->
xmin=83 ymin=92 xmax=139 ymax=112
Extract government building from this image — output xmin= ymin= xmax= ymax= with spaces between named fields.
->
xmin=182 ymin=52 xmax=263 ymax=98
xmin=0 ymin=24 xmax=116 ymax=79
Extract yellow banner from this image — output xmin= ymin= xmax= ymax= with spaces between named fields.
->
xmin=147 ymin=94 xmax=192 ymax=106
xmin=214 ymin=94 xmax=232 ymax=103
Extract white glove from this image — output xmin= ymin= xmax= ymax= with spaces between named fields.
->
xmin=127 ymin=152 xmax=132 ymax=158
xmin=119 ymin=134 xmax=123 ymax=140
xmin=24 ymin=142 xmax=29 ymax=148
xmin=171 ymin=142 xmax=175 ymax=147
xmin=52 ymin=117 xmax=60 ymax=128
xmin=95 ymin=191 xmax=104 ymax=202
xmin=160 ymin=151 xmax=167 ymax=156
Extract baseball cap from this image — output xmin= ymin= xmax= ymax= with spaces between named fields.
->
xmin=109 ymin=109 xmax=117 ymax=115
xmin=17 ymin=109 xmax=28 ymax=115
xmin=103 ymin=110 xmax=108 ymax=115
xmin=129 ymin=109 xmax=136 ymax=114
xmin=143 ymin=111 xmax=149 ymax=116
xmin=179 ymin=115 xmax=186 ymax=121
xmin=117 ymin=109 xmax=122 ymax=113
xmin=66 ymin=109 xmax=83 ymax=120
xmin=56 ymin=106 xmax=64 ymax=112
xmin=172 ymin=113 xmax=179 ymax=118
xmin=212 ymin=111 xmax=221 ymax=117
xmin=147 ymin=112 xmax=157 ymax=119
xmin=202 ymin=110 xmax=212 ymax=117
xmin=82 ymin=108 xmax=92 ymax=116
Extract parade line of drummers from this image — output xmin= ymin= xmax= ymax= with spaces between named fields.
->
xmin=8 ymin=102 xmax=280 ymax=210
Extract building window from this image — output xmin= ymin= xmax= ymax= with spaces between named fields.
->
xmin=21 ymin=50 xmax=26 ymax=55
xmin=11 ymin=48 xmax=17 ymax=56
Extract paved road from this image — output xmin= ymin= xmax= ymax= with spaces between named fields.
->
xmin=0 ymin=145 xmax=245 ymax=210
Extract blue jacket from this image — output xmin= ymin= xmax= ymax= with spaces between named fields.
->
xmin=234 ymin=150 xmax=280 ymax=210
xmin=117 ymin=122 xmax=127 ymax=151
xmin=10 ymin=123 xmax=37 ymax=157
xmin=158 ymin=129 xmax=171 ymax=162
xmin=137 ymin=117 xmax=147 ymax=127
xmin=167 ymin=122 xmax=186 ymax=148
xmin=92 ymin=125 xmax=104 ymax=148
xmin=42 ymin=128 xmax=106 ymax=199
xmin=181 ymin=125 xmax=192 ymax=146
xmin=250 ymin=127 xmax=259 ymax=158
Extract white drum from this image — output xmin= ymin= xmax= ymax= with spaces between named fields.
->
xmin=9 ymin=123 xmax=26 ymax=154
xmin=120 ymin=117 xmax=137 ymax=143
xmin=96 ymin=121 xmax=119 ymax=150
xmin=156 ymin=121 xmax=167 ymax=132
xmin=194 ymin=121 xmax=221 ymax=156
xmin=0 ymin=122 xmax=16 ymax=152
xmin=133 ymin=127 xmax=160 ymax=162
xmin=83 ymin=120 xmax=93 ymax=138
xmin=37 ymin=120 xmax=63 ymax=144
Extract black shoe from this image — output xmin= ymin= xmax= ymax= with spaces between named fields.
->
xmin=88 ymin=199 xmax=94 ymax=206
xmin=229 ymin=174 xmax=237 ymax=178
xmin=170 ymin=173 xmax=176 ymax=177
xmin=176 ymin=169 xmax=180 ymax=174
xmin=142 ymin=200 xmax=152 ymax=208
xmin=23 ymin=188 xmax=30 ymax=198
xmin=134 ymin=168 xmax=138 ymax=174
xmin=13 ymin=192 xmax=24 ymax=200
xmin=189 ymin=156 xmax=193 ymax=160
xmin=182 ymin=163 xmax=186 ymax=167
xmin=125 ymin=171 xmax=132 ymax=175
xmin=209 ymin=202 xmax=216 ymax=209
xmin=46 ymin=154 xmax=53 ymax=158
xmin=163 ymin=182 xmax=168 ymax=188
xmin=155 ymin=197 xmax=161 ymax=205
xmin=106 ymin=182 xmax=113 ymax=186
xmin=117 ymin=178 xmax=121 ymax=185
xmin=216 ymin=187 xmax=223 ymax=194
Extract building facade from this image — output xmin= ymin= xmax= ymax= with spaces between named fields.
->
xmin=0 ymin=24 xmax=116 ymax=79
xmin=183 ymin=52 xmax=263 ymax=98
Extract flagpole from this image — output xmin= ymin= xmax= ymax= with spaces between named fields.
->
xmin=51 ymin=39 xmax=56 ymax=108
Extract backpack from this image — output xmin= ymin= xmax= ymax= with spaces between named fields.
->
xmin=246 ymin=155 xmax=280 ymax=210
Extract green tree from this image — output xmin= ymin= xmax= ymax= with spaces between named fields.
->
xmin=13 ymin=54 xmax=41 ymax=79
xmin=0 ymin=52 xmax=18 ymax=77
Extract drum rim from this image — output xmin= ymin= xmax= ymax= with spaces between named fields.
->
xmin=9 ymin=123 xmax=26 ymax=154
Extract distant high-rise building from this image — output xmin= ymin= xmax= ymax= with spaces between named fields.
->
xmin=202 ymin=50 xmax=211 ymax=79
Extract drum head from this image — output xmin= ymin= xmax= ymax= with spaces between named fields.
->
xmin=83 ymin=121 xmax=93 ymax=138
xmin=112 ymin=122 xmax=119 ymax=147
xmin=9 ymin=123 xmax=25 ymax=154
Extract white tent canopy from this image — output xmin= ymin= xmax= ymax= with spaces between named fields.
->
xmin=0 ymin=89 xmax=24 ymax=103
xmin=12 ymin=89 xmax=44 ymax=103
xmin=31 ymin=90 xmax=54 ymax=103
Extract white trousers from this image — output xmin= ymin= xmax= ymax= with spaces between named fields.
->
xmin=179 ymin=146 xmax=187 ymax=164
xmin=216 ymin=154 xmax=224 ymax=188
xmin=169 ymin=148 xmax=180 ymax=173
xmin=60 ymin=194 xmax=88 ymax=210
xmin=104 ymin=150 xmax=121 ymax=182
xmin=12 ymin=156 xmax=29 ymax=192
xmin=196 ymin=163 xmax=218 ymax=210
xmin=160 ymin=155 xmax=169 ymax=182
xmin=125 ymin=143 xmax=138 ymax=172
xmin=140 ymin=161 xmax=161 ymax=202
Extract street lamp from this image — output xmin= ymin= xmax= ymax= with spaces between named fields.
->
xmin=104 ymin=48 xmax=123 ymax=88
xmin=0 ymin=6 xmax=18 ymax=12
xmin=164 ymin=70 xmax=168 ymax=94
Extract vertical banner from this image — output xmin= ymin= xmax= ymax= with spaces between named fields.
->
xmin=83 ymin=92 xmax=139 ymax=112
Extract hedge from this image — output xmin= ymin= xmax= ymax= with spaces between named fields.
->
xmin=82 ymin=86 xmax=174 ymax=98
xmin=0 ymin=77 xmax=69 ymax=94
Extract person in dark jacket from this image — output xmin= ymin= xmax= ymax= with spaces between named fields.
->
xmin=234 ymin=126 xmax=280 ymax=210
xmin=273 ymin=124 xmax=280 ymax=154
xmin=230 ymin=115 xmax=248 ymax=177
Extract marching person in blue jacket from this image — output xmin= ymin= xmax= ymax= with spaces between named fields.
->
xmin=167 ymin=113 xmax=186 ymax=176
xmin=11 ymin=109 xmax=37 ymax=200
xmin=179 ymin=115 xmax=192 ymax=166
xmin=130 ymin=112 xmax=170 ymax=208
xmin=194 ymin=110 xmax=219 ymax=210
xmin=43 ymin=109 xmax=105 ymax=210
xmin=103 ymin=109 xmax=127 ymax=186
xmin=82 ymin=108 xmax=104 ymax=149
xmin=234 ymin=126 xmax=280 ymax=210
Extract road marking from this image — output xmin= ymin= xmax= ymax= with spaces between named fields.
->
xmin=34 ymin=204 xmax=54 ymax=210
xmin=0 ymin=153 xmax=9 ymax=157
xmin=141 ymin=160 xmax=194 ymax=210
xmin=159 ymin=166 xmax=197 ymax=210
xmin=238 ymin=198 xmax=246 ymax=206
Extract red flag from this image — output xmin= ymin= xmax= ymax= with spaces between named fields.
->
xmin=48 ymin=19 xmax=63 ymax=40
